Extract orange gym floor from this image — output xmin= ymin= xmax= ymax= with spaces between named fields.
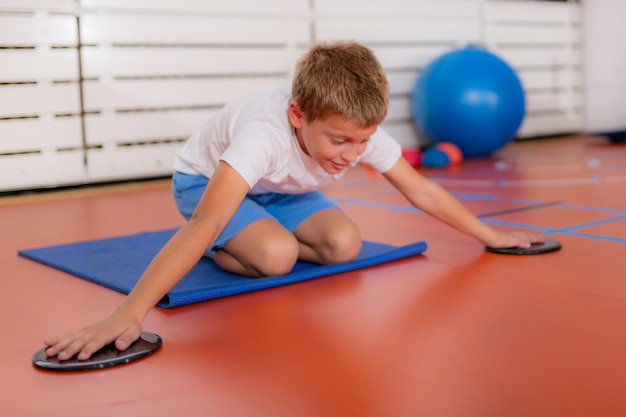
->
xmin=2 ymin=135 xmax=626 ymax=417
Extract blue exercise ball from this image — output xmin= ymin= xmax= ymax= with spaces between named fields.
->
xmin=411 ymin=46 xmax=526 ymax=157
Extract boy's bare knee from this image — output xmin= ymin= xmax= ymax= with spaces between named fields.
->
xmin=254 ymin=238 xmax=299 ymax=277
xmin=320 ymin=226 xmax=362 ymax=264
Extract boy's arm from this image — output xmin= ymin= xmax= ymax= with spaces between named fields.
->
xmin=383 ymin=157 xmax=543 ymax=248
xmin=43 ymin=161 xmax=250 ymax=360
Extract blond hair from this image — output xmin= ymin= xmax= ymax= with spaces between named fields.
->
xmin=291 ymin=40 xmax=389 ymax=127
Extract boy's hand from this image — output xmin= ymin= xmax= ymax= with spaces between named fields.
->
xmin=486 ymin=231 xmax=544 ymax=249
xmin=43 ymin=311 xmax=142 ymax=361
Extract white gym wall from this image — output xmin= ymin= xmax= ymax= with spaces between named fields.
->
xmin=581 ymin=0 xmax=626 ymax=134
xmin=0 ymin=0 xmax=585 ymax=191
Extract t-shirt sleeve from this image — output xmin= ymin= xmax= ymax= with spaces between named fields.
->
xmin=219 ymin=121 xmax=280 ymax=189
xmin=360 ymin=126 xmax=402 ymax=173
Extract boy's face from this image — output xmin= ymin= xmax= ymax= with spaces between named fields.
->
xmin=289 ymin=102 xmax=377 ymax=174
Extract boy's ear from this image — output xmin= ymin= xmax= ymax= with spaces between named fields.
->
xmin=288 ymin=101 xmax=305 ymax=128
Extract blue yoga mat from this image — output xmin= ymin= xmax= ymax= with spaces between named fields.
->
xmin=18 ymin=229 xmax=427 ymax=308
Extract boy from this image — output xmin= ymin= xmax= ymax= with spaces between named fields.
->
xmin=44 ymin=40 xmax=542 ymax=360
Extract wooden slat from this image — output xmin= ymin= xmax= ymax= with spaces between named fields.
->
xmin=81 ymin=47 xmax=297 ymax=78
xmin=0 ymin=83 xmax=80 ymax=117
xmin=80 ymin=0 xmax=309 ymax=15
xmin=0 ymin=0 xmax=76 ymax=11
xmin=84 ymin=109 xmax=212 ymax=144
xmin=0 ymin=14 xmax=77 ymax=46
xmin=0 ymin=151 xmax=85 ymax=191
xmin=484 ymin=1 xmax=580 ymax=23
xmin=496 ymin=48 xmax=582 ymax=70
xmin=86 ymin=142 xmax=183 ymax=181
xmin=80 ymin=13 xmax=309 ymax=45
xmin=316 ymin=19 xmax=479 ymax=44
xmin=0 ymin=117 xmax=82 ymax=152
xmin=380 ymin=122 xmax=421 ymax=148
xmin=485 ymin=25 xmax=581 ymax=46
xmin=519 ymin=113 xmax=583 ymax=137
xmin=315 ymin=0 xmax=478 ymax=19
xmin=0 ymin=49 xmax=78 ymax=82
xmin=371 ymin=45 xmax=453 ymax=70
xmin=387 ymin=96 xmax=412 ymax=123
xmin=82 ymin=77 xmax=289 ymax=111
xmin=520 ymin=69 xmax=582 ymax=92
xmin=525 ymin=90 xmax=582 ymax=113
xmin=387 ymin=72 xmax=418 ymax=96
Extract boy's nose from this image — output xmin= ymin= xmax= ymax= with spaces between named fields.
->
xmin=341 ymin=144 xmax=359 ymax=162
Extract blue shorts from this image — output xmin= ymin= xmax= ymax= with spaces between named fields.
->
xmin=172 ymin=171 xmax=341 ymax=254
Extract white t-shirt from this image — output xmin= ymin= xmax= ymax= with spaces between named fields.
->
xmin=173 ymin=88 xmax=401 ymax=195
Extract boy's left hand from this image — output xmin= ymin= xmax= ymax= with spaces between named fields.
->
xmin=486 ymin=231 xmax=544 ymax=249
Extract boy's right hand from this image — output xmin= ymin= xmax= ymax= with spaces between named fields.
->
xmin=43 ymin=311 xmax=142 ymax=361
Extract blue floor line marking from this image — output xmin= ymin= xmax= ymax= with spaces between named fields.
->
xmin=450 ymin=192 xmax=505 ymax=201
xmin=482 ymin=219 xmax=626 ymax=244
xmin=554 ymin=202 xmax=626 ymax=215
xmin=510 ymin=197 xmax=551 ymax=205
xmin=341 ymin=190 xmax=404 ymax=200
xmin=335 ymin=197 xmax=424 ymax=214
xmin=559 ymin=231 xmax=626 ymax=244
xmin=558 ymin=214 xmax=626 ymax=232
xmin=481 ymin=219 xmax=557 ymax=233
xmin=427 ymin=167 xmax=501 ymax=177
xmin=334 ymin=188 xmax=626 ymax=244
xmin=478 ymin=201 xmax=559 ymax=219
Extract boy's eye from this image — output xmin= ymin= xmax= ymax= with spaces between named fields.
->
xmin=332 ymin=138 xmax=345 ymax=145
